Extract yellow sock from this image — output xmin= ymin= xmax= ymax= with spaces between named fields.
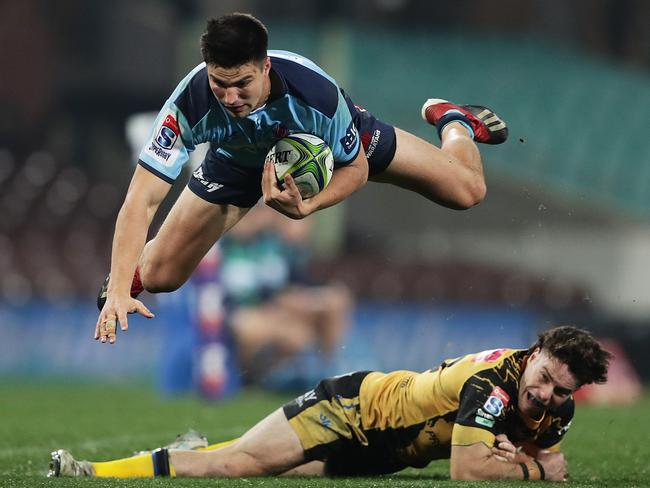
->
xmin=91 ymin=452 xmax=176 ymax=478
xmin=89 ymin=438 xmax=238 ymax=477
xmin=197 ymin=438 xmax=238 ymax=451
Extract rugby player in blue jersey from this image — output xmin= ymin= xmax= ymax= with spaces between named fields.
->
xmin=95 ymin=13 xmax=508 ymax=343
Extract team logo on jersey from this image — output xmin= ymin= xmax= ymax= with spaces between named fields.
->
xmin=482 ymin=387 xmax=511 ymax=417
xmin=155 ymin=114 xmax=180 ymax=150
xmin=340 ymin=120 xmax=358 ymax=155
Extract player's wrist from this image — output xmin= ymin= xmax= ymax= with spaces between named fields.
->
xmin=519 ymin=460 xmax=545 ymax=481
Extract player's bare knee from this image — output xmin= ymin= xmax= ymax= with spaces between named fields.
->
xmin=139 ymin=264 xmax=184 ymax=293
xmin=457 ymin=179 xmax=487 ymax=209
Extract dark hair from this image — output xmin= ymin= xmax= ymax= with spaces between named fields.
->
xmin=530 ymin=325 xmax=612 ymax=387
xmin=200 ymin=13 xmax=268 ymax=68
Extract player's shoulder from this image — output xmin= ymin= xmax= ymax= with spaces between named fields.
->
xmin=448 ymin=349 xmax=525 ymax=398
xmin=169 ymin=62 xmax=214 ymax=128
xmin=269 ymin=50 xmax=340 ymax=118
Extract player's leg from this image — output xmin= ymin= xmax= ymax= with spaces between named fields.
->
xmin=372 ymin=125 xmax=486 ymax=210
xmin=344 ymin=92 xmax=507 ymax=210
xmin=139 ymin=188 xmax=248 ymax=292
xmin=170 ymin=408 xmax=308 ymax=477
xmin=48 ymin=409 xmax=310 ymax=478
xmin=97 ymin=152 xmax=264 ymax=309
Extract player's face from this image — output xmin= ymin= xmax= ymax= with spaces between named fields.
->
xmin=207 ymin=58 xmax=271 ymax=118
xmin=518 ymin=348 xmax=578 ymax=418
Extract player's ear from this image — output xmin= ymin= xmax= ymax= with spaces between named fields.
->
xmin=529 ymin=347 xmax=541 ymax=361
xmin=262 ymin=57 xmax=271 ymax=75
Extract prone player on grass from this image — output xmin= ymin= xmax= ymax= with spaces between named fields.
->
xmin=52 ymin=326 xmax=610 ymax=482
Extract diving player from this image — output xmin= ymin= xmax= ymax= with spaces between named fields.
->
xmin=95 ymin=13 xmax=508 ymax=343
xmin=52 ymin=326 xmax=610 ymax=481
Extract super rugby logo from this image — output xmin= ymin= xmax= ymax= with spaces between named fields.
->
xmin=481 ymin=386 xmax=511 ymax=417
xmin=155 ymin=114 xmax=180 ymax=150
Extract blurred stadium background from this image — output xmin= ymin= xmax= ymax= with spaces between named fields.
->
xmin=1 ymin=0 xmax=649 ymax=447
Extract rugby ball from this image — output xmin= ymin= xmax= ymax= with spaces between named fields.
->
xmin=266 ymin=133 xmax=334 ymax=199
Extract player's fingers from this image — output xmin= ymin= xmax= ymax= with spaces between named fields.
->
xmin=103 ymin=318 xmax=117 ymax=344
xmin=117 ymin=311 xmax=129 ymax=332
xmin=262 ymin=161 xmax=277 ymax=195
xmin=283 ymin=174 xmax=300 ymax=196
xmin=498 ymin=441 xmax=516 ymax=453
xmin=135 ymin=301 xmax=155 ymax=320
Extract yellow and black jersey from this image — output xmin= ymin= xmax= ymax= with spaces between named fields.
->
xmin=283 ymin=348 xmax=574 ymax=476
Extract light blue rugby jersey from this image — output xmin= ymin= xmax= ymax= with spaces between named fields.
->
xmin=138 ymin=50 xmax=360 ymax=183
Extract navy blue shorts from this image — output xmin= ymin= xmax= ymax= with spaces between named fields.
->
xmin=188 ymin=93 xmax=397 ymax=208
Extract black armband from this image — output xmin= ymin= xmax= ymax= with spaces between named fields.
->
xmin=519 ymin=462 xmax=530 ymax=480
xmin=534 ymin=459 xmax=546 ymax=480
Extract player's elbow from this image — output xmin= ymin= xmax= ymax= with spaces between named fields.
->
xmin=450 ymin=463 xmax=483 ymax=481
xmin=356 ymin=160 xmax=369 ymax=188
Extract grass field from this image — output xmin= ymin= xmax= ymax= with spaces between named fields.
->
xmin=0 ymin=381 xmax=648 ymax=487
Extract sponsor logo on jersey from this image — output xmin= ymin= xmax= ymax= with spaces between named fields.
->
xmin=340 ymin=120 xmax=358 ymax=155
xmin=474 ymin=415 xmax=495 ymax=428
xmin=473 ymin=348 xmax=507 ymax=363
xmin=319 ymin=413 xmax=332 ymax=428
xmin=155 ymin=114 xmax=180 ymax=150
xmin=147 ymin=143 xmax=172 ymax=161
xmin=491 ymin=386 xmax=511 ymax=405
xmin=192 ymin=167 xmax=224 ymax=193
xmin=476 ymin=408 xmax=495 ymax=421
xmin=295 ymin=389 xmax=318 ymax=408
xmin=361 ymin=129 xmax=381 ymax=158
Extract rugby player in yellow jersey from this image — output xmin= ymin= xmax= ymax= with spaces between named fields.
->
xmin=49 ymin=325 xmax=611 ymax=481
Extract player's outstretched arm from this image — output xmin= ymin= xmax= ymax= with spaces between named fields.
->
xmin=450 ymin=442 xmax=566 ymax=481
xmin=95 ymin=165 xmax=170 ymax=343
xmin=262 ymin=148 xmax=368 ymax=219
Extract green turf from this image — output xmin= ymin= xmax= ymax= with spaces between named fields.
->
xmin=0 ymin=381 xmax=648 ymax=487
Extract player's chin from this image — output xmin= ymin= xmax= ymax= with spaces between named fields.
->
xmin=226 ymin=105 xmax=250 ymax=117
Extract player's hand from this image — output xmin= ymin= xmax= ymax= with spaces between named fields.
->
xmin=536 ymin=450 xmax=567 ymax=482
xmin=490 ymin=434 xmax=518 ymax=462
xmin=261 ymin=161 xmax=314 ymax=219
xmin=95 ymin=295 xmax=154 ymax=344
xmin=491 ymin=434 xmax=534 ymax=463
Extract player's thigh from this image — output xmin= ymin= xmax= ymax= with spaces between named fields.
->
xmin=142 ymin=187 xmax=249 ymax=286
xmin=370 ymin=127 xmax=449 ymax=190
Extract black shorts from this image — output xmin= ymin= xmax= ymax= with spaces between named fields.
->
xmin=188 ymin=94 xmax=397 ymax=207
xmin=283 ymin=371 xmax=408 ymax=476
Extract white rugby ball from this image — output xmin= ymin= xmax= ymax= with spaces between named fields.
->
xmin=266 ymin=133 xmax=334 ymax=199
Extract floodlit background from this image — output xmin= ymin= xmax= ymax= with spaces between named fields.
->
xmin=1 ymin=0 xmax=649 ymax=403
